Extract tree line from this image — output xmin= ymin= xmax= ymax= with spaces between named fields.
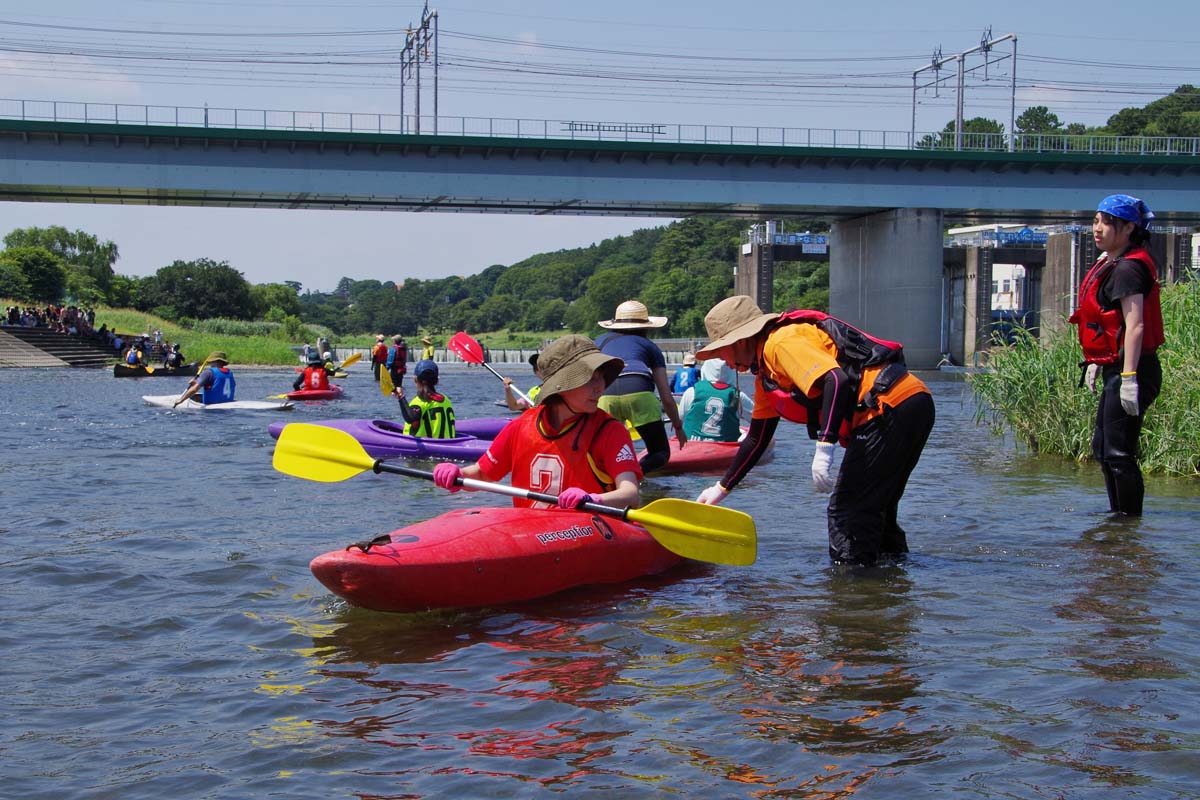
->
xmin=918 ymin=84 xmax=1200 ymax=150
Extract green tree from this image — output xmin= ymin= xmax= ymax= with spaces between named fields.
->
xmin=918 ymin=117 xmax=1006 ymax=150
xmin=3 ymin=226 xmax=118 ymax=302
xmin=143 ymin=258 xmax=254 ymax=320
xmin=1016 ymin=106 xmax=1063 ymax=134
xmin=0 ymin=255 xmax=32 ymax=299
xmin=0 ymin=246 xmax=67 ymax=302
xmin=250 ymin=282 xmax=302 ymax=319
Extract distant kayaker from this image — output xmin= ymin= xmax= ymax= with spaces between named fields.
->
xmin=1070 ymin=193 xmax=1163 ymax=516
xmin=370 ymin=334 xmax=387 ymax=382
xmin=502 ymin=352 xmax=542 ymax=411
xmin=386 ymin=334 xmax=408 ymax=389
xmin=125 ymin=341 xmax=144 ymax=366
xmin=174 ymin=351 xmax=236 ymax=407
xmin=594 ymin=299 xmax=685 ymax=474
xmin=394 ymin=359 xmax=456 ymax=438
xmin=163 ymin=343 xmax=185 ymax=369
xmin=693 ymin=295 xmax=934 ymax=567
xmin=678 ymin=357 xmax=752 ymax=442
xmin=293 ymin=351 xmax=333 ymax=392
xmin=420 ymin=335 xmax=435 ymax=361
xmin=670 ymin=353 xmax=701 ymax=394
xmin=433 ymin=334 xmax=642 ymax=510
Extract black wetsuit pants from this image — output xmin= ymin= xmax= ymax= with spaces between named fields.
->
xmin=1092 ymin=354 xmax=1161 ymax=515
xmin=827 ymin=392 xmax=935 ymax=565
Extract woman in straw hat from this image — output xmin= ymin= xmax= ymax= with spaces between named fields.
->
xmin=594 ymin=299 xmax=686 ymax=474
xmin=420 ymin=335 xmax=436 ymax=361
xmin=174 ymin=351 xmax=236 ymax=407
xmin=370 ymin=334 xmax=388 ymax=382
xmin=693 ymin=295 xmax=934 ymax=566
xmin=432 ymin=335 xmax=643 ymax=510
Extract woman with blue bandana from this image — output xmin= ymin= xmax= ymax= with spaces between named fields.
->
xmin=1069 ymin=194 xmax=1164 ymax=515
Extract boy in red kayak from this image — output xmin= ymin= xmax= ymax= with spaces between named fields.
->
xmin=433 ymin=335 xmax=642 ymax=510
xmin=292 ymin=351 xmax=334 ymax=392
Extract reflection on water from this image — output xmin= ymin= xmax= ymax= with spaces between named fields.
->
xmin=3 ymin=369 xmax=1199 ymax=798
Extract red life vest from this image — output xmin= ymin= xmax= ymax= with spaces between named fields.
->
xmin=1070 ymin=247 xmax=1164 ymax=366
xmin=302 ymin=366 xmax=330 ymax=390
xmin=758 ymin=310 xmax=908 ymax=444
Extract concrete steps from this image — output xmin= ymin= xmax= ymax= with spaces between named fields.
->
xmin=0 ymin=326 xmax=118 ymax=368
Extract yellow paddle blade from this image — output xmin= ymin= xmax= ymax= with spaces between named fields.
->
xmin=379 ymin=365 xmax=395 ymax=396
xmin=266 ymin=393 xmax=291 ymax=400
xmin=339 ymin=352 xmax=363 ymax=369
xmin=629 ymin=498 xmax=757 ymax=566
xmin=625 ymin=420 xmax=642 ymax=441
xmin=272 ymin=423 xmax=377 ymax=483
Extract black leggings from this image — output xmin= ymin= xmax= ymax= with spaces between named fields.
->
xmin=1092 ymin=354 xmax=1161 ymax=515
xmin=636 ymin=420 xmax=671 ymax=474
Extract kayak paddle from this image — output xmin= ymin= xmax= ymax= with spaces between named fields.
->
xmin=448 ymin=331 xmax=533 ymax=405
xmin=380 ymin=363 xmax=395 ymax=396
xmin=338 ymin=352 xmax=363 ymax=370
xmin=273 ymin=422 xmax=756 ymax=566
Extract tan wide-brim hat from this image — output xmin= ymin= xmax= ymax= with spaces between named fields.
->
xmin=695 ymin=295 xmax=779 ymax=359
xmin=682 ymin=352 xmax=696 ymax=366
xmin=535 ymin=335 xmax=624 ymax=405
xmin=421 ymin=336 xmax=432 ymax=344
xmin=597 ymin=299 xmax=667 ymax=330
xmin=199 ymin=351 xmax=230 ymax=369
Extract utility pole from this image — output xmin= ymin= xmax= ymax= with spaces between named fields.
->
xmin=912 ymin=30 xmax=1017 ymax=152
xmin=399 ymin=4 xmax=439 ymax=134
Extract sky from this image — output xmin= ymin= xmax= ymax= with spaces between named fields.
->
xmin=2 ymin=0 xmax=1197 ymax=291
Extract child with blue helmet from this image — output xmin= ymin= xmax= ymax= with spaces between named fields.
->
xmin=393 ymin=358 xmax=456 ymax=438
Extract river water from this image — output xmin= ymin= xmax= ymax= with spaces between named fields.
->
xmin=2 ymin=366 xmax=1197 ymax=799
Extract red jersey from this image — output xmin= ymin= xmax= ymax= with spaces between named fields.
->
xmin=477 ymin=407 xmax=642 ymax=509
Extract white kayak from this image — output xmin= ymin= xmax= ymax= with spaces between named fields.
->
xmin=142 ymin=394 xmax=295 ymax=412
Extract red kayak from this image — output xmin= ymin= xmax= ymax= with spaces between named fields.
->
xmin=645 ymin=434 xmax=774 ymax=476
xmin=286 ymin=385 xmax=345 ymax=401
xmin=310 ymin=506 xmax=683 ymax=612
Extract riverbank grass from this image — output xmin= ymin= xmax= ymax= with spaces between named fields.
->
xmin=969 ymin=280 xmax=1199 ymax=476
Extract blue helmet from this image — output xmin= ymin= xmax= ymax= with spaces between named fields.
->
xmin=1097 ymin=194 xmax=1154 ymax=228
xmin=414 ymin=359 xmax=438 ymax=381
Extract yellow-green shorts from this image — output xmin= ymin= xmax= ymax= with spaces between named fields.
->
xmin=598 ymin=392 xmax=662 ymax=428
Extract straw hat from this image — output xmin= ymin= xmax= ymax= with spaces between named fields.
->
xmin=682 ymin=352 xmax=696 ymax=366
xmin=694 ymin=296 xmax=779 ymax=359
xmin=534 ymin=335 xmax=623 ymax=405
xmin=421 ymin=335 xmax=432 ymax=345
xmin=597 ymin=299 xmax=667 ymax=330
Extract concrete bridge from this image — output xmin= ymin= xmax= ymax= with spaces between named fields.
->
xmin=3 ymin=107 xmax=1199 ymax=367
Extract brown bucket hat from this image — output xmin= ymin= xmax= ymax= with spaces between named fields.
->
xmin=535 ymin=335 xmax=623 ymax=405
xmin=597 ymin=299 xmax=668 ymax=330
xmin=202 ymin=351 xmax=229 ymax=366
xmin=695 ymin=296 xmax=779 ymax=359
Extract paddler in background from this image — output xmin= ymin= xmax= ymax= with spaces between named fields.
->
xmin=670 ymin=352 xmax=701 ymax=394
xmin=594 ymin=299 xmax=686 ymax=474
xmin=433 ymin=334 xmax=642 ymax=510
xmin=393 ymin=359 xmax=456 ymax=438
xmin=677 ymin=357 xmax=752 ymax=442
xmin=692 ymin=295 xmax=934 ymax=567
xmin=174 ymin=351 xmax=236 ymax=407
xmin=293 ymin=351 xmax=334 ymax=392
xmin=420 ymin=335 xmax=436 ymax=361
xmin=502 ymin=352 xmax=542 ymax=411
xmin=370 ymin=334 xmax=387 ymax=382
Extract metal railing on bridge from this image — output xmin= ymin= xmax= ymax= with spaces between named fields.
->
xmin=4 ymin=98 xmax=1199 ymax=157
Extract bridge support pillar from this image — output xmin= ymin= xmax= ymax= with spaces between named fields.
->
xmin=830 ymin=208 xmax=944 ymax=368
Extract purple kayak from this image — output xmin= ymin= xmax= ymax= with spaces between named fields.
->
xmin=267 ymin=417 xmax=510 ymax=462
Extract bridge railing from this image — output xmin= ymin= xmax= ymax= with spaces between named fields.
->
xmin=3 ymin=98 xmax=1199 ymax=156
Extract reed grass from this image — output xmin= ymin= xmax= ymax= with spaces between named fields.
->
xmin=969 ymin=280 xmax=1200 ymax=477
